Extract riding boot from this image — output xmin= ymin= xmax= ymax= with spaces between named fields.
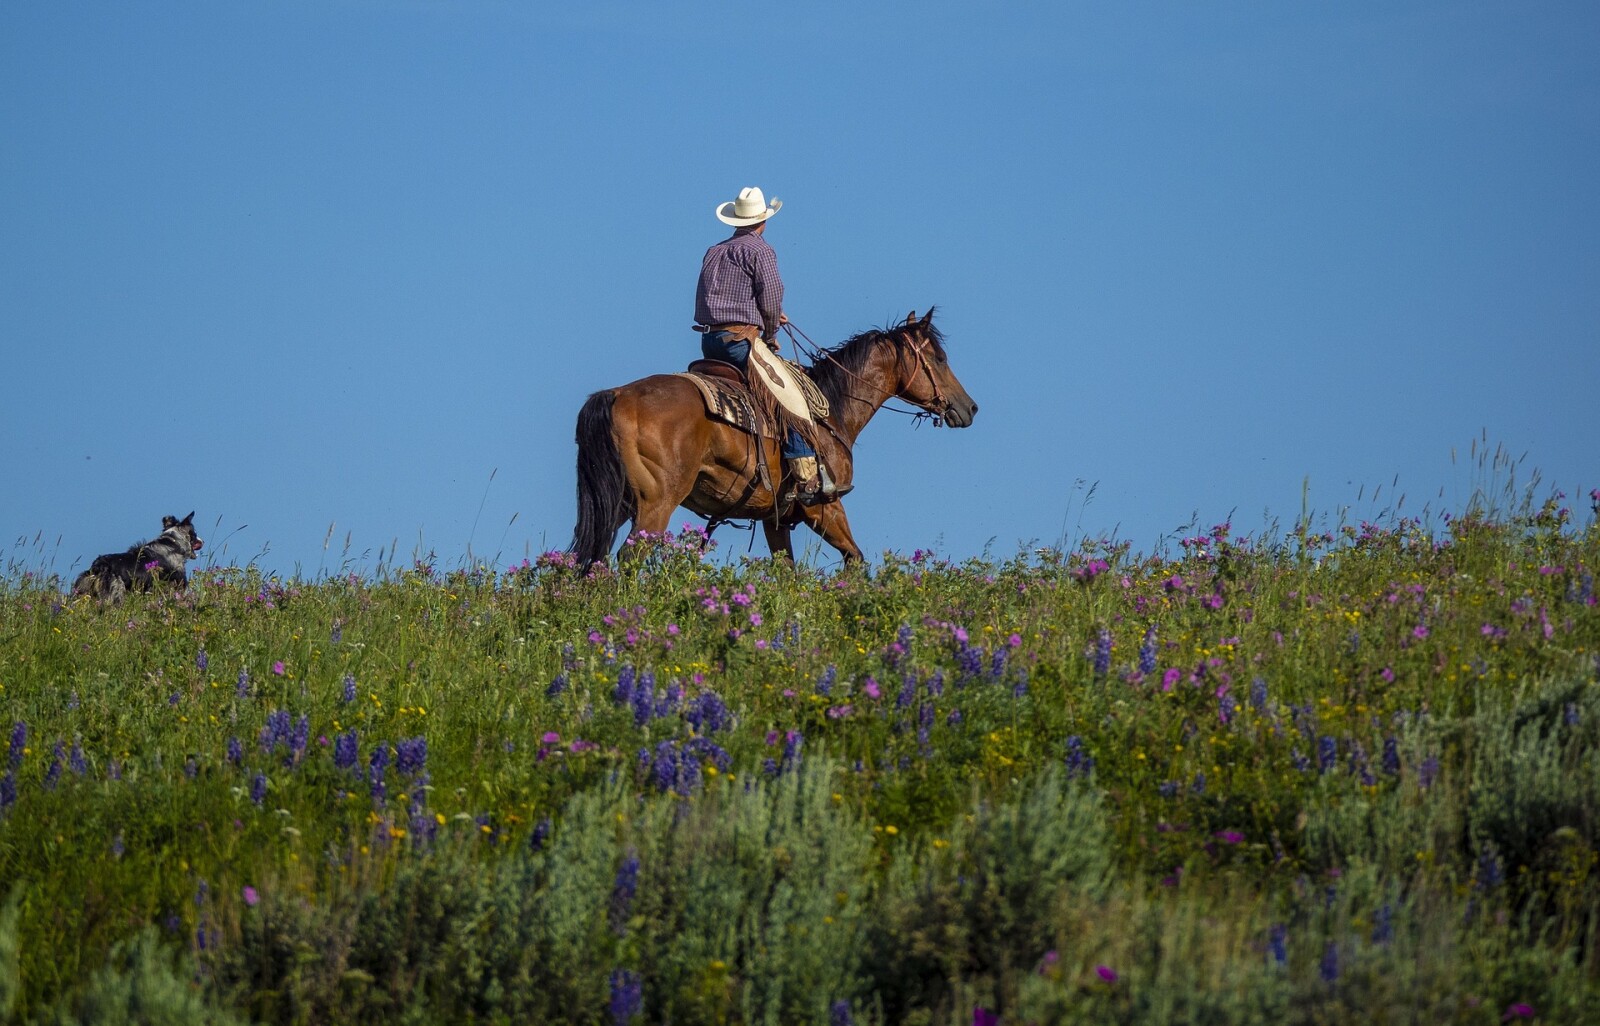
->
xmin=788 ymin=456 xmax=824 ymax=506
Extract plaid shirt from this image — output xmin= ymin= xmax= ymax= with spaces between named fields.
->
xmin=694 ymin=229 xmax=784 ymax=339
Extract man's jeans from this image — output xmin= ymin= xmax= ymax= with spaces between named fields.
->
xmin=700 ymin=330 xmax=815 ymax=460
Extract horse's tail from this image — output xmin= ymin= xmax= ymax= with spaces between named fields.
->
xmin=571 ymin=389 xmax=634 ymax=567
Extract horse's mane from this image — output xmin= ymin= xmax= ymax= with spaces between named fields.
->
xmin=806 ymin=308 xmax=946 ymax=414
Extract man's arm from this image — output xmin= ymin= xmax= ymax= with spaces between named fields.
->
xmin=750 ymin=241 xmax=786 ymax=344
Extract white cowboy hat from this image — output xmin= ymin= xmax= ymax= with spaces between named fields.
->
xmin=716 ymin=186 xmax=782 ymax=226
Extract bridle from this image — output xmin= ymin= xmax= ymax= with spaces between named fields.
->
xmin=781 ymin=322 xmax=950 ymax=425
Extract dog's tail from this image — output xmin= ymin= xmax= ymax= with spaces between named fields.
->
xmin=571 ymin=389 xmax=634 ymax=568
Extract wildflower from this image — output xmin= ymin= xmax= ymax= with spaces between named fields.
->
xmin=44 ymin=742 xmax=64 ymax=789
xmin=1249 ymin=677 xmax=1268 ymax=710
xmin=1096 ymin=964 xmax=1118 ymax=983
xmin=631 ymin=670 xmax=657 ymax=726
xmin=782 ymin=730 xmax=803 ymax=771
xmin=111 ymin=832 xmax=124 ymax=857
xmin=250 ymin=773 xmax=268 ymax=806
xmin=333 ymin=731 xmax=359 ymax=772
xmin=196 ymin=648 xmax=208 ymax=671
xmin=69 ymin=741 xmax=87 ymax=776
xmin=608 ymin=969 xmax=642 ymax=1025
xmin=1477 ymin=846 xmax=1504 ymax=890
xmin=272 ymin=660 xmax=285 ymax=676
xmin=242 ymin=886 xmax=259 ymax=907
xmin=1502 ymin=1003 xmax=1536 ymax=1021
xmin=1161 ymin=667 xmax=1181 ymax=691
xmin=1214 ymin=830 xmax=1244 ymax=844
xmin=1064 ymin=736 xmax=1095 ymax=779
xmin=1268 ymin=924 xmax=1288 ymax=966
xmin=1372 ymin=903 xmax=1393 ymax=944
xmin=973 ymin=1007 xmax=999 ymax=1026
xmin=1419 ymin=755 xmax=1440 ymax=789
xmin=8 ymin=722 xmax=26 ymax=769
xmin=1138 ymin=625 xmax=1158 ymax=675
xmin=236 ymin=667 xmax=251 ymax=699
xmin=368 ymin=744 xmax=390 ymax=804
xmin=815 ymin=665 xmax=837 ymax=697
xmin=686 ymin=691 xmax=731 ymax=734
xmin=610 ymin=850 xmax=640 ymax=934
xmin=1320 ymin=941 xmax=1340 ymax=983
xmin=395 ymin=737 xmax=428 ymax=777
xmin=529 ymin=817 xmax=551 ymax=852
xmin=863 ymin=678 xmax=881 ymax=700
xmin=546 ymin=673 xmax=568 ymax=698
xmin=1381 ymin=737 xmax=1400 ymax=776
xmin=0 ymin=772 xmax=15 ymax=813
xmin=831 ymin=999 xmax=854 ymax=1026
xmin=1317 ymin=735 xmax=1338 ymax=773
xmin=341 ymin=672 xmax=357 ymax=703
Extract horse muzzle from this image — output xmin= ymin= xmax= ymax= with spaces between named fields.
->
xmin=941 ymin=397 xmax=978 ymax=428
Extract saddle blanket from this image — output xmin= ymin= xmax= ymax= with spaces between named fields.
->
xmin=675 ymin=372 xmax=776 ymax=439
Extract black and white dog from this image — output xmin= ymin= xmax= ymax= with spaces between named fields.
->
xmin=72 ymin=512 xmax=204 ymax=601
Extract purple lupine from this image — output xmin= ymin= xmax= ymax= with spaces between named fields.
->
xmin=610 ymin=851 xmax=640 ymax=934
xmin=947 ymin=708 xmax=963 ymax=726
xmin=686 ymin=692 xmax=731 ymax=734
xmin=781 ymin=730 xmax=803 ymax=771
xmin=183 ymin=758 xmax=198 ymax=780
xmin=650 ymin=740 xmax=678 ymax=794
xmin=831 ymin=999 xmax=854 ymax=1026
xmin=1317 ymin=736 xmax=1338 ymax=773
xmin=341 ymin=672 xmax=357 ymax=704
xmin=1564 ymin=702 xmax=1581 ymax=727
xmin=1268 ymin=924 xmax=1288 ymax=966
xmin=1138 ymin=626 xmax=1159 ymax=675
xmin=330 ymin=621 xmax=343 ymax=644
xmin=236 ymin=667 xmax=251 ymax=699
xmin=1372 ymin=904 xmax=1393 ymax=944
xmin=631 ymin=670 xmax=656 ymax=726
xmin=227 ymin=737 xmax=243 ymax=766
xmin=925 ymin=669 xmax=944 ymax=699
xmin=196 ymin=648 xmax=208 ymax=672
xmin=68 ymin=691 xmax=80 ymax=711
xmin=956 ymin=642 xmax=985 ymax=681
xmin=333 ymin=730 xmax=359 ymax=771
xmin=896 ymin=672 xmax=917 ymax=710
xmin=1477 ymin=847 xmax=1504 ymax=890
xmin=683 ymin=736 xmax=732 ymax=773
xmin=69 ymin=741 xmax=87 ymax=776
xmin=1381 ymin=737 xmax=1400 ymax=776
xmin=289 ymin=715 xmax=310 ymax=764
xmin=8 ymin=722 xmax=25 ymax=769
xmin=1191 ymin=771 xmax=1207 ymax=796
xmin=1091 ymin=629 xmax=1113 ymax=678
xmin=250 ymin=773 xmax=268 ymax=806
xmin=1319 ymin=941 xmax=1340 ymax=983
xmin=395 ymin=737 xmax=428 ymax=777
xmin=44 ymin=741 xmax=64 ymax=789
xmin=989 ymin=648 xmax=1008 ymax=680
xmin=1249 ymin=677 xmax=1268 ymax=711
xmin=815 ymin=665 xmax=836 ymax=697
xmin=546 ymin=673 xmax=569 ymax=698
xmin=529 ymin=816 xmax=551 ymax=852
xmin=368 ymin=744 xmax=390 ymax=804
xmin=608 ymin=969 xmax=642 ymax=1025
xmin=1064 ymin=736 xmax=1094 ymax=779
xmin=1419 ymin=755 xmax=1440 ymax=789
xmin=0 ymin=772 xmax=15 ymax=812
xmin=612 ymin=665 xmax=637 ymax=707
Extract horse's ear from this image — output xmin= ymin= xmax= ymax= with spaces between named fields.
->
xmin=919 ymin=309 xmax=933 ymax=328
xmin=905 ymin=311 xmax=917 ymax=326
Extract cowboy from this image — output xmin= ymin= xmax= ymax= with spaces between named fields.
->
xmin=694 ymin=186 xmax=833 ymax=505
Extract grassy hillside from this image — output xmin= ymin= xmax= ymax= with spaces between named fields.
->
xmin=1 ymin=497 xmax=1597 ymax=1024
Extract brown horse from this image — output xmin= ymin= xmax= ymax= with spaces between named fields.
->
xmin=571 ymin=309 xmax=978 ymax=565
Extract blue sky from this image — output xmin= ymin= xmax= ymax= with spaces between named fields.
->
xmin=3 ymin=1 xmax=1596 ymax=578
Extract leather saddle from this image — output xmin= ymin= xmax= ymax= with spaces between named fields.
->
xmin=677 ymin=361 xmax=774 ymax=439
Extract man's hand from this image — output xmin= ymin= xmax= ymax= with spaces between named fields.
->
xmin=778 ymin=313 xmax=789 ymax=326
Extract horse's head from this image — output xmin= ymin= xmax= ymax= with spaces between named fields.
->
xmin=893 ymin=309 xmax=979 ymax=428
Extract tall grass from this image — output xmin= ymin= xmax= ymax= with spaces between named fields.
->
xmin=1 ymin=492 xmax=1597 ymax=1023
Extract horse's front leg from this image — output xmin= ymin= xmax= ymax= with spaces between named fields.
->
xmin=763 ymin=521 xmax=794 ymax=561
xmin=800 ymin=502 xmax=864 ymax=564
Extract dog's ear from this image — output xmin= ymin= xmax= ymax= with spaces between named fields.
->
xmin=182 ymin=511 xmax=195 ymax=524
xmin=163 ymin=515 xmax=178 ymax=528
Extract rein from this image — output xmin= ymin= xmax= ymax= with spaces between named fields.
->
xmin=781 ymin=322 xmax=945 ymax=426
